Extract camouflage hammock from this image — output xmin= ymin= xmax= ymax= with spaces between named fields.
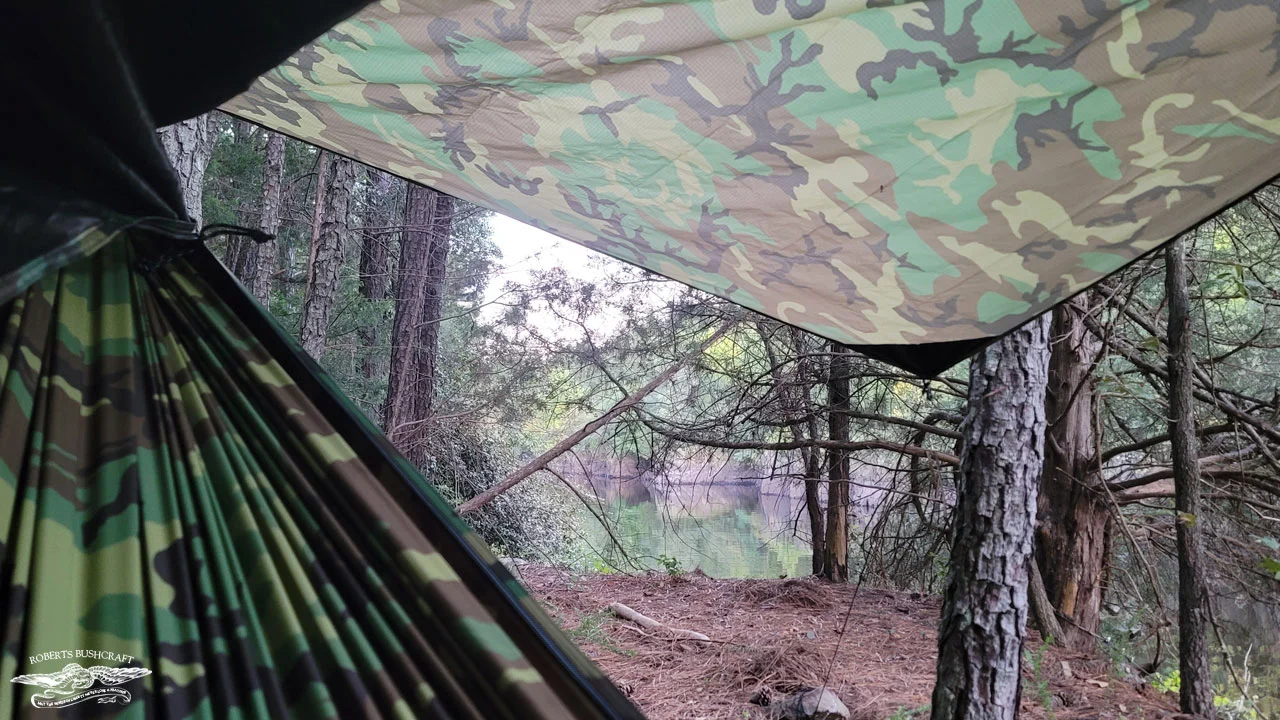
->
xmin=0 ymin=236 xmax=634 ymax=717
xmin=1 ymin=0 xmax=1278 ymax=716
xmin=224 ymin=0 xmax=1280 ymax=375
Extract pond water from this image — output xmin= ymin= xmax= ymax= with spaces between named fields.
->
xmin=1212 ymin=597 xmax=1280 ymax=715
xmin=578 ymin=487 xmax=814 ymax=578
xmin=569 ymin=459 xmax=815 ymax=578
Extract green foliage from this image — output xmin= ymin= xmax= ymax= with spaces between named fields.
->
xmin=1024 ymin=641 xmax=1055 ymax=718
xmin=656 ymin=554 xmax=683 ymax=576
xmin=1151 ymin=667 xmax=1179 ymax=695
xmin=563 ymin=608 xmax=633 ymax=657
xmin=887 ymin=705 xmax=928 ymax=720
xmin=202 ymin=117 xmax=265 ymax=228
xmin=582 ymin=556 xmax=616 ymax=575
xmin=1214 ymin=693 xmax=1259 ymax=720
xmin=426 ymin=423 xmax=581 ymax=560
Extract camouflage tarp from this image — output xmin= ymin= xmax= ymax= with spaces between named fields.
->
xmin=225 ymin=0 xmax=1280 ymax=373
xmin=0 ymin=235 xmax=639 ymax=718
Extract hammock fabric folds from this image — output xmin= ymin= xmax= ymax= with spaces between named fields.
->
xmin=0 ymin=237 xmax=635 ymax=718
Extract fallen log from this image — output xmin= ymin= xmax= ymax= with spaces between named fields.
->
xmin=609 ymin=602 xmax=709 ymax=642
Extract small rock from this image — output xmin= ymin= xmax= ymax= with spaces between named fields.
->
xmin=771 ymin=687 xmax=849 ymax=720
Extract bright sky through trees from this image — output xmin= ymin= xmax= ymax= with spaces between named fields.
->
xmin=484 ymin=213 xmax=676 ymax=339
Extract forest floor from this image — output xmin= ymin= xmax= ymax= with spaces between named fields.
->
xmin=515 ymin=565 xmax=1180 ymax=720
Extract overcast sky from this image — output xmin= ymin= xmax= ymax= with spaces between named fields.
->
xmin=481 ymin=213 xmax=622 ymax=337
xmin=482 ymin=213 xmax=683 ymax=340
xmin=485 ymin=213 xmax=610 ymax=289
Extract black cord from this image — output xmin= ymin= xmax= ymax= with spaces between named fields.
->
xmin=135 ymin=221 xmax=274 ymax=273
xmin=198 ymin=223 xmax=274 ymax=244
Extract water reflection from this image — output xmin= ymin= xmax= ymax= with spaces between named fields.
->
xmin=569 ymin=457 xmax=812 ymax=578
xmin=1213 ymin=597 xmax=1280 ymax=714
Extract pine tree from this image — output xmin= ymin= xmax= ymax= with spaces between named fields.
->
xmin=358 ymin=170 xmax=395 ymax=379
xmin=158 ymin=114 xmax=214 ymax=225
xmin=385 ymin=183 xmax=455 ymax=462
xmin=1036 ymin=293 xmax=1111 ymax=645
xmin=299 ymin=154 xmax=356 ymax=360
xmin=932 ymin=315 xmax=1051 ymax=720
xmin=1167 ymin=236 xmax=1214 ymax=717
xmin=250 ymin=132 xmax=286 ymax=308
xmin=824 ymin=342 xmax=852 ymax=582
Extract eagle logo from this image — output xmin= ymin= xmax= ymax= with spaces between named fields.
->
xmin=11 ymin=663 xmax=152 ymax=708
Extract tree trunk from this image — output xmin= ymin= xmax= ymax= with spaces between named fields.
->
xmin=1036 ymin=295 xmax=1111 ymax=646
xmin=359 ymin=170 xmax=395 ymax=379
xmin=299 ymin=155 xmax=356 ymax=359
xmin=249 ymin=132 xmax=286 ymax=308
xmin=305 ymin=150 xmax=332 ymax=297
xmin=1029 ymin=556 xmax=1065 ymax=644
xmin=931 ymin=314 xmax=1051 ymax=720
xmin=418 ymin=191 xmax=455 ymax=416
xmin=761 ymin=324 xmax=826 ymax=575
xmin=385 ymin=185 xmax=435 ymax=439
xmin=222 ymin=120 xmax=258 ymax=279
xmin=1166 ymin=236 xmax=1214 ymax=717
xmin=796 ymin=330 xmax=827 ymax=576
xmin=158 ymin=114 xmax=214 ymax=226
xmin=384 ymin=184 xmax=454 ymax=461
xmin=823 ymin=343 xmax=851 ymax=583
xmin=804 ymin=443 xmax=826 ymax=577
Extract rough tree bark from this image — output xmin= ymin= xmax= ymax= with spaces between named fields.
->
xmin=1166 ymin=236 xmax=1214 ymax=717
xmin=385 ymin=184 xmax=436 ymax=439
xmin=803 ymin=432 xmax=827 ymax=576
xmin=824 ymin=343 xmax=852 ymax=583
xmin=1036 ymin=294 xmax=1111 ymax=646
xmin=299 ymin=155 xmax=356 ymax=359
xmin=158 ymin=114 xmax=214 ymax=225
xmin=249 ymin=132 xmax=286 ymax=308
xmin=932 ymin=314 xmax=1051 ymax=720
xmin=418 ymin=190 xmax=455 ymax=414
xmin=305 ymin=150 xmax=332 ymax=296
xmin=384 ymin=184 xmax=453 ymax=461
xmin=359 ymin=170 xmax=395 ymax=379
xmin=1029 ymin=557 xmax=1066 ymax=644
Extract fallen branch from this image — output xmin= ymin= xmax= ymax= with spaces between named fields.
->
xmin=635 ymin=425 xmax=961 ymax=466
xmin=457 ymin=321 xmax=734 ymax=515
xmin=609 ymin=602 xmax=710 ymax=642
xmin=1028 ymin=557 xmax=1065 ymax=645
